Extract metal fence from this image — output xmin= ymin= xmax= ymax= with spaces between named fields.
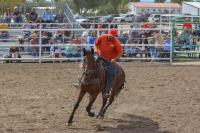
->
xmin=0 ymin=23 xmax=172 ymax=64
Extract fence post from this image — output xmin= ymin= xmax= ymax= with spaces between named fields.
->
xmin=170 ymin=22 xmax=174 ymax=64
xmin=39 ymin=23 xmax=42 ymax=64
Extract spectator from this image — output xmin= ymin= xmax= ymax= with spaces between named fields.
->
xmin=18 ymin=35 xmax=25 ymax=52
xmin=148 ymin=30 xmax=163 ymax=60
xmin=29 ymin=33 xmax=39 ymax=56
xmin=152 ymin=30 xmax=164 ymax=47
xmin=11 ymin=6 xmax=23 ymax=23
xmin=182 ymin=18 xmax=192 ymax=30
xmin=28 ymin=8 xmax=38 ymax=22
xmin=138 ymin=34 xmax=148 ymax=58
xmin=87 ymin=31 xmax=97 ymax=47
xmin=22 ymin=20 xmax=34 ymax=40
xmin=3 ymin=46 xmax=21 ymax=63
xmin=179 ymin=29 xmax=191 ymax=51
xmin=129 ymin=29 xmax=140 ymax=44
xmin=54 ymin=9 xmax=65 ymax=23
xmin=63 ymin=24 xmax=71 ymax=43
xmin=161 ymin=35 xmax=170 ymax=58
xmin=50 ymin=40 xmax=62 ymax=62
xmin=42 ymin=31 xmax=52 ymax=52
xmin=41 ymin=8 xmax=54 ymax=23
xmin=110 ymin=19 xmax=118 ymax=29
xmin=2 ymin=8 xmax=12 ymax=23
xmin=64 ymin=34 xmax=81 ymax=57
xmin=54 ymin=30 xmax=63 ymax=43
xmin=148 ymin=33 xmax=157 ymax=61
xmin=126 ymin=29 xmax=140 ymax=57
xmin=81 ymin=32 xmax=88 ymax=44
xmin=119 ymin=31 xmax=129 ymax=57
xmin=119 ymin=31 xmax=128 ymax=44
xmin=71 ymin=34 xmax=81 ymax=44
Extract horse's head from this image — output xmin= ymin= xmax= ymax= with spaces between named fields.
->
xmin=82 ymin=47 xmax=96 ymax=70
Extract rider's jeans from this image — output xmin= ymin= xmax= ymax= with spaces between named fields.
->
xmin=96 ymin=57 xmax=115 ymax=92
xmin=105 ymin=61 xmax=115 ymax=91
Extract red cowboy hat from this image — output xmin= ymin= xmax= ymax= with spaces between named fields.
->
xmin=108 ymin=28 xmax=118 ymax=37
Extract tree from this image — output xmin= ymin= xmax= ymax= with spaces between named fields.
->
xmin=118 ymin=0 xmax=139 ymax=13
xmin=0 ymin=0 xmax=26 ymax=15
xmin=70 ymin=0 xmax=105 ymax=15
xmin=171 ymin=0 xmax=192 ymax=4
xmin=155 ymin=0 xmax=166 ymax=2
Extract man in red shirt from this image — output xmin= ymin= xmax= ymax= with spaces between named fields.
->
xmin=182 ymin=18 xmax=192 ymax=29
xmin=94 ymin=28 xmax=122 ymax=97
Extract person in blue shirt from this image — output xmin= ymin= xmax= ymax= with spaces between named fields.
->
xmin=87 ymin=31 xmax=97 ymax=47
xmin=42 ymin=8 xmax=54 ymax=23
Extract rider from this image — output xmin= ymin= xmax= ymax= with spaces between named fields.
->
xmin=94 ymin=28 xmax=123 ymax=98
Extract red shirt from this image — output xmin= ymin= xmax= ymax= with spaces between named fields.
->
xmin=94 ymin=34 xmax=122 ymax=61
xmin=183 ymin=23 xmax=192 ymax=29
xmin=141 ymin=23 xmax=153 ymax=28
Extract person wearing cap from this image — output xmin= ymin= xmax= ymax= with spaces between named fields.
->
xmin=94 ymin=28 xmax=122 ymax=98
xmin=182 ymin=18 xmax=192 ymax=30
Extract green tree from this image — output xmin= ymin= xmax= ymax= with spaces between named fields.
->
xmin=171 ymin=0 xmax=192 ymax=4
xmin=118 ymin=0 xmax=139 ymax=13
xmin=155 ymin=0 xmax=166 ymax=2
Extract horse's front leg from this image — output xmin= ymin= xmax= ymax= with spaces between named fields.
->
xmin=86 ymin=93 xmax=98 ymax=117
xmin=67 ymin=90 xmax=85 ymax=126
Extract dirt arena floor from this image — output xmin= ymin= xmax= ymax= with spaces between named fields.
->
xmin=0 ymin=62 xmax=200 ymax=133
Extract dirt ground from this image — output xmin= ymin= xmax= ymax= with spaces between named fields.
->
xmin=0 ymin=62 xmax=200 ymax=133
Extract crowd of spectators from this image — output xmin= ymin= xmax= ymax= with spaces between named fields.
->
xmin=1 ymin=6 xmax=199 ymax=61
xmin=0 ymin=6 xmax=65 ymax=23
xmin=15 ymin=24 xmax=170 ymax=61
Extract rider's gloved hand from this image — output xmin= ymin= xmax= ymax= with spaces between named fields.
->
xmin=111 ymin=59 xmax=116 ymax=64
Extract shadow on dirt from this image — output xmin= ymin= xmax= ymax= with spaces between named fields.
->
xmin=95 ymin=114 xmax=172 ymax=133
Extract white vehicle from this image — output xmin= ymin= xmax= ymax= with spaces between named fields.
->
xmin=113 ymin=14 xmax=135 ymax=23
xmin=74 ymin=16 xmax=89 ymax=23
xmin=148 ymin=14 xmax=160 ymax=23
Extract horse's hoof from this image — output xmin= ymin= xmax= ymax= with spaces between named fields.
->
xmin=67 ymin=119 xmax=73 ymax=126
xmin=99 ymin=115 xmax=104 ymax=119
xmin=96 ymin=114 xmax=104 ymax=119
xmin=88 ymin=112 xmax=95 ymax=117
xmin=96 ymin=113 xmax=100 ymax=118
xmin=67 ymin=122 xmax=72 ymax=127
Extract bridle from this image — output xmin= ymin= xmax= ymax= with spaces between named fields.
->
xmin=82 ymin=54 xmax=98 ymax=76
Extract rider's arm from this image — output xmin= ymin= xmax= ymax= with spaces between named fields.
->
xmin=94 ymin=35 xmax=102 ymax=54
xmin=115 ymin=39 xmax=123 ymax=57
xmin=112 ymin=38 xmax=123 ymax=62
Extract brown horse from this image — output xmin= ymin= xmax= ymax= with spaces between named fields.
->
xmin=67 ymin=48 xmax=125 ymax=125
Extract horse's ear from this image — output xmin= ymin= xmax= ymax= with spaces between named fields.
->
xmin=83 ymin=48 xmax=87 ymax=56
xmin=91 ymin=47 xmax=94 ymax=55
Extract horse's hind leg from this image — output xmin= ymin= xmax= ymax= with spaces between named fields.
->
xmin=96 ymin=97 xmax=107 ymax=118
xmin=67 ymin=90 xmax=85 ymax=125
xmin=86 ymin=93 xmax=98 ymax=117
xmin=101 ymin=94 xmax=115 ymax=116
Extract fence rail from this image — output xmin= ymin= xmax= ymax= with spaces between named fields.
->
xmin=0 ymin=23 xmax=172 ymax=63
